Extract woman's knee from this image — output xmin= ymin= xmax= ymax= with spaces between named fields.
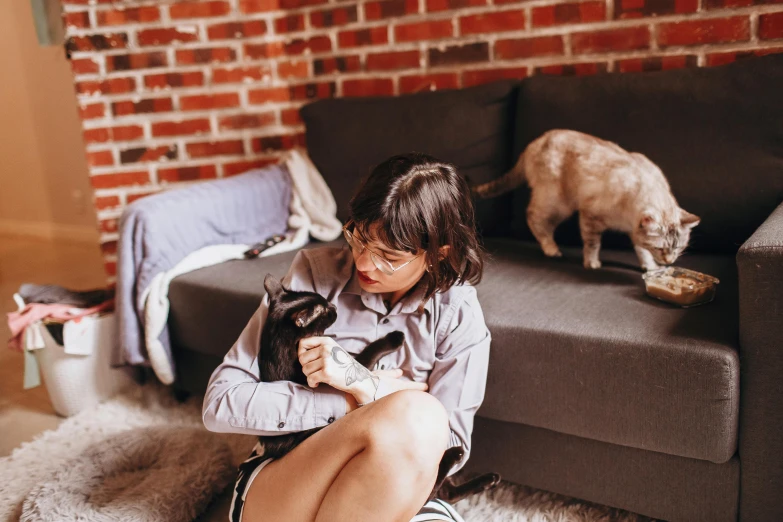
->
xmin=367 ymin=390 xmax=450 ymax=462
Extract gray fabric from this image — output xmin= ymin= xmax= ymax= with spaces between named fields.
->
xmin=737 ymin=201 xmax=783 ymax=522
xmin=170 ymin=237 xmax=738 ymax=464
xmin=476 ymin=238 xmax=740 ymax=464
xmin=464 ymin=416 xmax=739 ymax=522
xmin=115 ymin=165 xmax=291 ymax=371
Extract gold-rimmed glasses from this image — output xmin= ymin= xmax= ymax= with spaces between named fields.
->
xmin=343 ymin=221 xmax=422 ymax=276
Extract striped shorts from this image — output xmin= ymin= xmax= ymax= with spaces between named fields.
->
xmin=229 ymin=442 xmax=466 ymax=522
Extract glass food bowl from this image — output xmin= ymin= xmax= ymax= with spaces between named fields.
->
xmin=642 ymin=267 xmax=720 ymax=308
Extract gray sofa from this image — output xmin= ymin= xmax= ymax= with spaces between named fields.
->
xmin=166 ymin=53 xmax=783 ymax=521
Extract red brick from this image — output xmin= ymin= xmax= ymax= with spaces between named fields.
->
xmin=617 ymin=55 xmax=697 ymax=72
xmin=112 ymin=98 xmax=173 ymax=116
xmin=158 ymin=166 xmax=218 ymax=183
xmin=244 ymin=42 xmax=285 ymax=59
xmin=223 ymin=158 xmax=278 ymax=177
xmin=176 ymin=47 xmax=236 ymax=64
xmin=76 ymin=77 xmax=136 ymax=95
xmin=66 ymin=33 xmax=127 ymax=52
xmin=63 ymin=11 xmax=90 ymax=28
xmin=658 ymin=17 xmax=750 ymax=47
xmin=86 ymin=150 xmax=114 ymax=167
xmin=137 ymin=27 xmax=199 ymax=46
xmin=239 ymin=0 xmax=279 ymax=13
xmin=429 ymin=42 xmax=489 ymax=66
xmin=462 ymin=67 xmax=527 ymax=87
xmin=71 ymin=58 xmax=99 ymax=75
xmin=83 ymin=128 xmax=111 ymax=144
xmin=207 ymin=21 xmax=267 ymax=40
xmin=314 ymin=55 xmax=362 ymax=75
xmin=119 ymin=145 xmax=177 ymax=164
xmin=278 ymin=60 xmax=310 ymax=78
xmin=95 ymin=195 xmax=121 ymax=210
xmin=152 ymin=119 xmax=211 ymax=137
xmin=248 ymin=87 xmax=291 ymax=104
xmin=311 ymin=5 xmax=359 ymax=27
xmin=535 ymin=62 xmax=608 ymax=76
xmin=532 ymin=2 xmax=605 ymax=27
xmin=100 ymin=240 xmax=118 ymax=256
xmin=615 ymin=0 xmax=698 ymax=18
xmin=90 ymin=170 xmax=150 ymax=189
xmin=218 ymin=113 xmax=277 ymax=130
xmin=395 ymin=20 xmax=452 ymax=43
xmin=342 ymin=78 xmax=394 ymax=97
xmin=144 ymin=72 xmax=205 ymax=89
xmin=187 ymin=140 xmax=245 ymax=158
xmin=365 ymin=0 xmax=417 ymax=20
xmin=79 ymin=103 xmax=105 ymax=120
xmin=460 ymin=10 xmax=526 ymax=35
xmin=127 ymin=191 xmax=162 ymax=205
xmin=427 ymin=0 xmax=486 ymax=11
xmin=212 ymin=66 xmax=271 ymax=83
xmin=252 ymin=134 xmax=305 ymax=152
xmin=338 ymin=27 xmax=389 ymax=48
xmin=704 ymin=0 xmax=753 ymax=8
xmin=571 ymin=26 xmax=650 ymax=53
xmin=494 ymin=36 xmax=564 ymax=59
xmin=285 ymin=36 xmax=332 ymax=55
xmin=100 ymin=220 xmax=118 ymax=234
xmin=281 ymin=109 xmax=302 ymax=125
xmin=289 ymin=82 xmax=336 ymax=100
xmin=275 ymin=14 xmax=305 ymax=33
xmin=181 ymin=93 xmax=240 ymax=111
xmin=280 ymin=0 xmax=327 ymax=8
xmin=97 ymin=6 xmax=160 ymax=26
xmin=760 ymin=12 xmax=783 ymax=40
xmin=106 ymin=52 xmax=167 ymax=71
xmin=367 ymin=50 xmax=421 ymax=71
xmin=112 ymin=125 xmax=145 ymax=141
xmin=169 ymin=1 xmax=230 ymax=19
xmin=399 ymin=73 xmax=459 ymax=93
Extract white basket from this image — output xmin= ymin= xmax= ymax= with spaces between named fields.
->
xmin=32 ymin=312 xmax=134 ymax=417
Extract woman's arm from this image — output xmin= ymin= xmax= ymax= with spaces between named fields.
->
xmin=427 ymin=285 xmax=492 ymax=476
xmin=202 ymin=250 xmax=352 ymax=435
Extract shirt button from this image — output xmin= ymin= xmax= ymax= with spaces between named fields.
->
xmin=328 ymin=416 xmax=335 ymax=423
xmin=380 ymin=364 xmax=386 ymax=370
xmin=277 ymin=421 xmax=285 ymax=428
xmin=382 ymin=318 xmax=389 ymax=324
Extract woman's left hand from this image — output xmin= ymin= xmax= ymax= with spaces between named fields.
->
xmin=297 ymin=336 xmax=378 ymax=396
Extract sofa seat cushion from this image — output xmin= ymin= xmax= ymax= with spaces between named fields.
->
xmin=476 ymin=238 xmax=739 ymax=464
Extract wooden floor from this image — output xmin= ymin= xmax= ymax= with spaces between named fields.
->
xmin=0 ymin=234 xmax=107 ymax=457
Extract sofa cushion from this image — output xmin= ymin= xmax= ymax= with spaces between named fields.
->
xmin=300 ymin=80 xmax=519 ymax=238
xmin=476 ymin=238 xmax=739 ymax=464
xmin=510 ymin=52 xmax=783 ymax=254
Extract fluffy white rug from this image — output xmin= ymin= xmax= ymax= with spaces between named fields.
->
xmin=0 ymin=381 xmax=656 ymax=522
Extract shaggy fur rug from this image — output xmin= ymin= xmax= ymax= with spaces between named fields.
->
xmin=0 ymin=381 xmax=658 ymax=522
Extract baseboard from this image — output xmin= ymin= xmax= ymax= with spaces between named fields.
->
xmin=0 ymin=218 xmax=99 ymax=243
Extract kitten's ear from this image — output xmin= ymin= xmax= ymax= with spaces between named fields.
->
xmin=680 ymin=209 xmax=701 ymax=229
xmin=638 ymin=211 xmax=661 ymax=236
xmin=263 ymin=274 xmax=284 ymax=299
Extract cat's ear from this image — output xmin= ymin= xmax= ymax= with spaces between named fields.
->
xmin=263 ymin=274 xmax=284 ymax=299
xmin=679 ymin=209 xmax=701 ymax=229
xmin=638 ymin=211 xmax=661 ymax=236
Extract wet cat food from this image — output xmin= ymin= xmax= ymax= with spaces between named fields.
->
xmin=642 ymin=267 xmax=719 ymax=307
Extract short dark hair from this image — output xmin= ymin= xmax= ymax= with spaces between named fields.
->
xmin=348 ymin=152 xmax=485 ymax=310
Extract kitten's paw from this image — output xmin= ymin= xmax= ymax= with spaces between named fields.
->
xmin=542 ymin=245 xmax=563 ymax=257
xmin=642 ymin=262 xmax=660 ymax=272
xmin=584 ymin=259 xmax=602 ymax=269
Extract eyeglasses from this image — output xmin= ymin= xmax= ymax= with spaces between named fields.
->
xmin=343 ymin=221 xmax=422 ymax=276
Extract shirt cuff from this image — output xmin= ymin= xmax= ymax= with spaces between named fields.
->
xmin=314 ymin=385 xmax=348 ymax=424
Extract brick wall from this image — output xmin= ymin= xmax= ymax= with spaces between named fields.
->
xmin=61 ymin=0 xmax=783 ymax=281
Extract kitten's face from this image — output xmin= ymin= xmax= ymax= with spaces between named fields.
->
xmin=264 ymin=274 xmax=337 ymax=337
xmin=633 ymin=209 xmax=700 ymax=266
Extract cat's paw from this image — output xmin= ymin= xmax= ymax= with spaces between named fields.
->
xmin=386 ymin=331 xmax=405 ymax=348
xmin=542 ymin=245 xmax=563 ymax=257
xmin=642 ymin=262 xmax=660 ymax=272
xmin=584 ymin=258 xmax=602 ymax=269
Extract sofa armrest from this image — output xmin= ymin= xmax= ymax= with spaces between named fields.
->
xmin=736 ymin=201 xmax=783 ymax=522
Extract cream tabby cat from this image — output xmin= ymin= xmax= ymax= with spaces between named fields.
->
xmin=472 ymin=129 xmax=700 ymax=271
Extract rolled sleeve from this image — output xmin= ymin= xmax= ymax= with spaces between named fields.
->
xmin=427 ymin=286 xmax=491 ymax=476
xmin=202 ymin=250 xmax=348 ymax=436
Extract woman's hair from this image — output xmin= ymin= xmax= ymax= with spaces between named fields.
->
xmin=348 ymin=152 xmax=485 ymax=310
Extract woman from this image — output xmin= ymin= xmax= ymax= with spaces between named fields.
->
xmin=203 ymin=152 xmax=492 ymax=522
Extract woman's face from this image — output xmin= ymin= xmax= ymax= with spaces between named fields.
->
xmin=350 ymin=221 xmax=428 ymax=295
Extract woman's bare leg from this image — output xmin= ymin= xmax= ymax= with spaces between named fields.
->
xmin=241 ymin=390 xmax=450 ymax=522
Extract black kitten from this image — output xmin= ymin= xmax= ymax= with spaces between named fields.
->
xmin=257 ymin=273 xmax=501 ymax=503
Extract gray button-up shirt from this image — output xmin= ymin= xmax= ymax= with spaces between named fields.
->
xmin=202 ymin=245 xmax=491 ymax=474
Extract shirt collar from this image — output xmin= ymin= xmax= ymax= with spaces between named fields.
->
xmin=342 ymin=263 xmax=433 ymax=316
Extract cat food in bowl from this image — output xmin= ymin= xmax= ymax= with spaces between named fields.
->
xmin=642 ymin=267 xmax=720 ymax=307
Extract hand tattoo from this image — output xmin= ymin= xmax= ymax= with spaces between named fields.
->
xmin=332 ymin=346 xmax=379 ymax=395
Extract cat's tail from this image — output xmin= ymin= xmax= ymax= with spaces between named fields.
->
xmin=469 ymin=152 xmax=527 ymax=199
